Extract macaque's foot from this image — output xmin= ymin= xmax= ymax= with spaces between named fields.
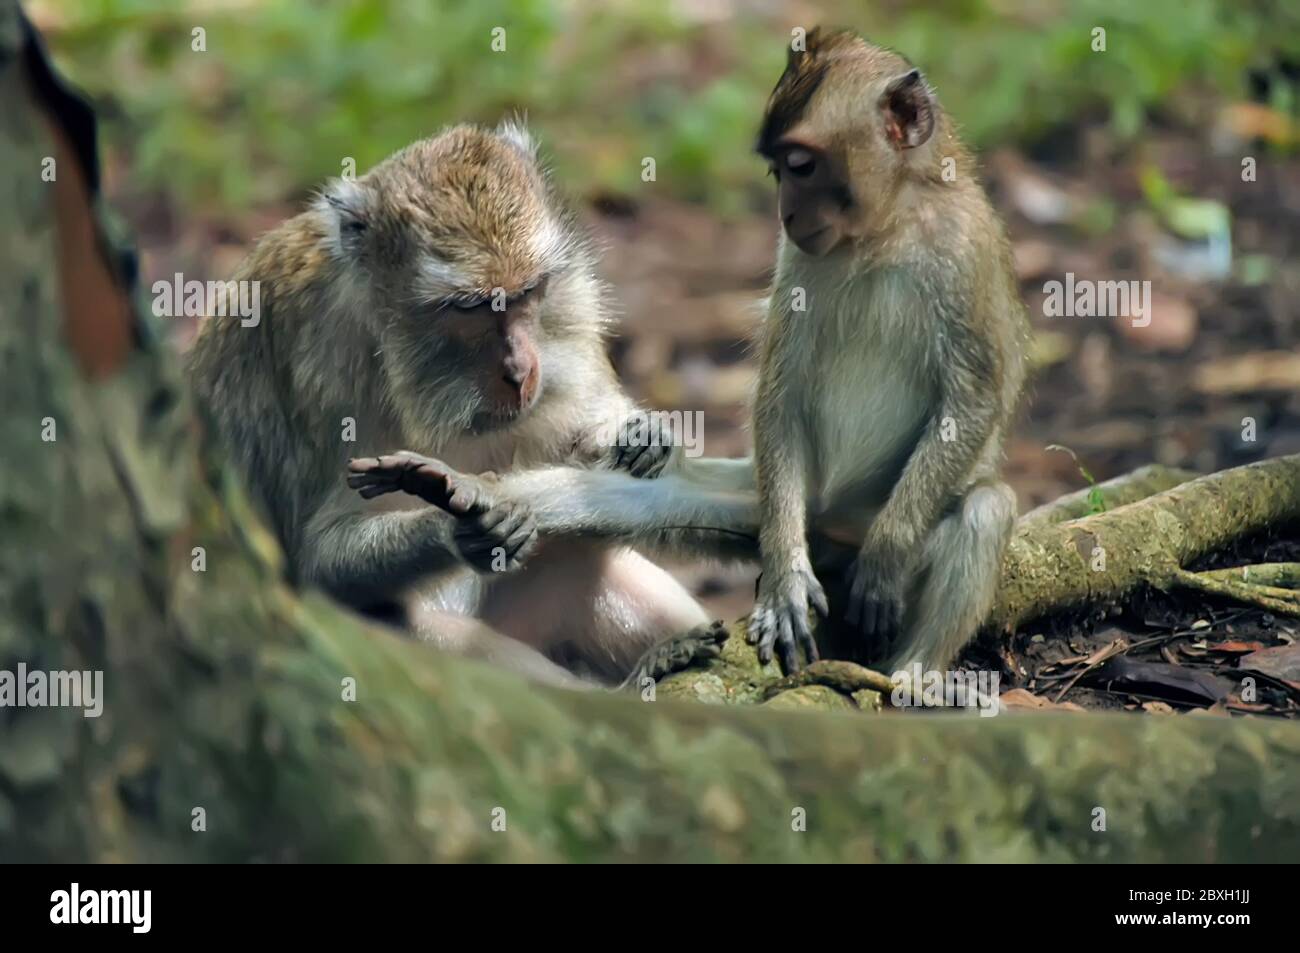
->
xmin=620 ymin=621 xmax=729 ymax=691
xmin=347 ymin=452 xmax=537 ymax=573
xmin=843 ymin=555 xmax=905 ymax=657
xmin=607 ymin=412 xmax=675 ymax=478
xmin=348 ymin=451 xmax=462 ymax=509
xmin=748 ymin=556 xmax=828 ymax=674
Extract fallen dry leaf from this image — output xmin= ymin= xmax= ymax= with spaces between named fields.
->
xmin=1193 ymin=351 xmax=1300 ymax=395
xmin=1000 ymin=689 xmax=1085 ymax=712
xmin=1206 ymin=640 xmax=1267 ymax=655
xmin=1239 ymin=643 xmax=1300 ymax=682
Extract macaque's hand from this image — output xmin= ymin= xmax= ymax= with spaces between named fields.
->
xmin=606 ymin=412 xmax=675 ymax=478
xmin=620 ymin=620 xmax=730 ymax=691
xmin=347 ymin=452 xmax=538 ymax=573
xmin=844 ymin=546 xmax=906 ymax=655
xmin=747 ymin=549 xmax=827 ymax=673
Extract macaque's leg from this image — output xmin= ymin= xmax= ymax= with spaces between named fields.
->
xmin=482 ymin=541 xmax=712 ymax=683
xmin=883 ymin=481 xmax=1016 ymax=672
xmin=404 ymin=593 xmax=591 ymax=690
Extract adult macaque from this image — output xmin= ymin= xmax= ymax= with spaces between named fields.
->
xmin=190 ymin=122 xmax=722 ymax=689
xmin=354 ymin=30 xmax=1027 ymax=679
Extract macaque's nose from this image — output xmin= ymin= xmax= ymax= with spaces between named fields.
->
xmin=501 ymin=356 xmax=539 ymax=406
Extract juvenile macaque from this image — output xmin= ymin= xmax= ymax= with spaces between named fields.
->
xmin=189 ymin=122 xmax=721 ymax=689
xmin=745 ymin=28 xmax=1026 ymax=672
xmin=355 ymin=30 xmax=1027 ymax=677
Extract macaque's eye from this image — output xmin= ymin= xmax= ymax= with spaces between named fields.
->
xmin=521 ymin=274 xmax=550 ymax=299
xmin=436 ymin=292 xmax=489 ymax=313
xmin=783 ymin=148 xmax=817 ymax=178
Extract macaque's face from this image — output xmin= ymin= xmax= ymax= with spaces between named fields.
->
xmin=757 ymin=33 xmax=934 ymax=257
xmin=326 ymin=126 xmax=583 ymax=434
xmin=766 ymin=139 xmax=856 ymax=257
xmin=414 ymin=273 xmax=550 ymax=430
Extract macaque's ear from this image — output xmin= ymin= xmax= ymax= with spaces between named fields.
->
xmin=318 ymin=177 xmax=371 ymax=256
xmin=496 ymin=117 xmax=538 ymax=157
xmin=788 ymin=25 xmax=822 ymax=66
xmin=880 ymin=68 xmax=934 ymax=149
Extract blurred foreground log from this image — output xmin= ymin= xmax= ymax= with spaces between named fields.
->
xmin=2 ymin=0 xmax=1298 ymax=862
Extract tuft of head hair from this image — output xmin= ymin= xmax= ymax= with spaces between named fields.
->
xmin=495 ymin=115 xmax=538 ymax=157
xmin=309 ymin=122 xmax=586 ymax=296
xmin=756 ymin=28 xmax=924 ymax=157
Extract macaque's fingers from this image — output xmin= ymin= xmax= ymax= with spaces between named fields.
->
xmin=701 ymin=619 xmax=730 ymax=648
xmin=446 ymin=478 xmax=491 ymax=516
xmin=357 ymin=484 xmax=399 ymax=500
xmin=627 ymin=446 xmax=664 ymax=478
xmin=474 ymin=500 xmax=517 ymax=533
xmin=347 ymin=454 xmax=462 ymax=510
xmin=349 ymin=452 xmax=427 ymax=474
xmin=844 ymin=584 xmax=863 ymax=626
xmin=807 ymin=576 xmax=830 ymax=618
xmin=345 ymin=471 xmax=389 ymax=489
xmin=453 ymin=499 xmax=538 ymax=572
xmin=791 ymin=610 xmax=818 ymax=666
xmin=858 ymin=597 xmax=902 ymax=662
xmin=517 ymin=526 xmax=539 ymax=561
xmin=391 ymin=450 xmax=448 ymax=467
xmin=751 ymin=611 xmax=777 ymax=664
xmin=495 ymin=504 xmax=531 ymax=541
xmin=621 ymin=621 xmax=730 ymax=689
xmin=884 ymin=600 xmax=903 ymax=645
xmin=501 ymin=520 xmax=538 ymax=560
xmin=776 ymin=614 xmax=800 ymax=674
xmin=461 ymin=509 xmax=515 ymax=551
xmin=609 ymin=415 xmax=675 ymax=479
xmin=345 ymin=458 xmax=379 ymax=476
xmin=798 ymin=626 xmax=821 ymax=665
xmin=614 ymin=441 xmax=647 ymax=471
xmin=862 ymin=600 xmax=882 ymax=640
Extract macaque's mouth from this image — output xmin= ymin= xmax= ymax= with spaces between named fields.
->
xmin=787 ymin=225 xmax=839 ymax=256
xmin=474 ymin=393 xmax=540 ymax=432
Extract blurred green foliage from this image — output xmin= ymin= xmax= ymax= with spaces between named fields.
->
xmin=37 ymin=0 xmax=1300 ymax=216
